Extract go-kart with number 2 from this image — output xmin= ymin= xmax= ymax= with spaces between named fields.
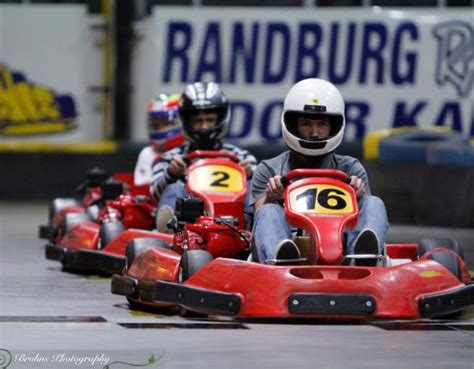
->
xmin=111 ymin=150 xmax=252 ymax=310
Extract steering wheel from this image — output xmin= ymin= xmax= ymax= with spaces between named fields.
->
xmin=281 ymin=169 xmax=350 ymax=187
xmin=186 ymin=150 xmax=239 ymax=163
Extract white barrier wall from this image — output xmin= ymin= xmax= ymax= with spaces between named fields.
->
xmin=131 ymin=7 xmax=473 ymax=145
xmin=0 ymin=5 xmax=102 ymax=142
xmin=1 ymin=5 xmax=472 ymax=145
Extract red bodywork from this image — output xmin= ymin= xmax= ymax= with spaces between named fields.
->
xmin=113 ymin=169 xmax=473 ymax=319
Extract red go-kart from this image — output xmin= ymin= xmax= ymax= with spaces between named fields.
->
xmin=111 ymin=150 xmax=252 ymax=310
xmin=39 ymin=168 xmax=151 ymax=244
xmin=46 ymin=151 xmax=250 ymax=276
xmin=113 ymin=169 xmax=472 ymax=319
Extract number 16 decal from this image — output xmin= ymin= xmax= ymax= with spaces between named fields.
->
xmin=289 ymin=184 xmax=353 ymax=214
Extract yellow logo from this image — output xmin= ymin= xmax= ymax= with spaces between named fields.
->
xmin=311 ymin=97 xmax=319 ymax=103
xmin=419 ymin=270 xmax=444 ymax=278
xmin=0 ymin=64 xmax=77 ymax=136
xmin=189 ymin=165 xmax=244 ymax=193
xmin=289 ymin=184 xmax=353 ymax=215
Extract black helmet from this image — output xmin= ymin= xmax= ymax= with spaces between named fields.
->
xmin=178 ymin=82 xmax=230 ymax=149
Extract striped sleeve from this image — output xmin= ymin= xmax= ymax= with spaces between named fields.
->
xmin=150 ymin=146 xmax=185 ymax=201
xmin=222 ymin=143 xmax=258 ymax=178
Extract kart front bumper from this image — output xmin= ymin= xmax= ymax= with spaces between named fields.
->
xmin=150 ymin=281 xmax=474 ymax=318
xmin=112 ymin=258 xmax=474 ymax=319
xmin=45 ymin=243 xmax=124 ymax=275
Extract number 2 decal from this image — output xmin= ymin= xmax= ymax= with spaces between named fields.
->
xmin=188 ymin=165 xmax=244 ymax=193
xmin=210 ymin=171 xmax=230 ymax=187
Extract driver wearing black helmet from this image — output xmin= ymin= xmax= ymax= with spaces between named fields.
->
xmin=150 ymin=82 xmax=257 ymax=233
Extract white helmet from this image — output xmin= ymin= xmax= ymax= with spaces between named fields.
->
xmin=281 ymin=78 xmax=345 ymax=157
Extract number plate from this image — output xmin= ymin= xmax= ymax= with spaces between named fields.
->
xmin=189 ymin=165 xmax=244 ymax=193
xmin=289 ymin=184 xmax=353 ymax=214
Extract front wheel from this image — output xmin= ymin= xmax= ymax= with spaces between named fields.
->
xmin=178 ymin=250 xmax=213 ymax=318
xmin=125 ymin=238 xmax=171 ymax=269
xmin=178 ymin=250 xmax=213 ymax=283
xmin=98 ymin=221 xmax=124 ymax=250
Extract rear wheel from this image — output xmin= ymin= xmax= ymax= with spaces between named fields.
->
xmin=417 ymin=238 xmax=464 ymax=260
xmin=428 ymin=251 xmax=463 ymax=281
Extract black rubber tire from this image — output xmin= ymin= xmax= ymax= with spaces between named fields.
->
xmin=125 ymin=238 xmax=171 ymax=269
xmin=176 ymin=250 xmax=213 ymax=318
xmin=417 ymin=238 xmax=464 ymax=260
xmin=98 ymin=221 xmax=125 ymax=250
xmin=50 ymin=198 xmax=81 ymax=221
xmin=428 ymin=251 xmax=463 ymax=281
xmin=179 ymin=250 xmax=213 ymax=282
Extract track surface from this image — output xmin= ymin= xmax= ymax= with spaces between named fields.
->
xmin=0 ymin=202 xmax=473 ymax=369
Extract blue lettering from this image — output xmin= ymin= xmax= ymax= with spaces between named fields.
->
xmin=392 ymin=101 xmax=427 ymax=127
xmin=435 ymin=102 xmax=463 ymax=132
xmin=229 ymin=23 xmax=259 ymax=83
xmin=294 ymin=23 xmax=322 ymax=82
xmin=359 ymin=23 xmax=387 ymax=84
xmin=226 ymin=101 xmax=253 ymax=139
xmin=194 ymin=22 xmax=223 ymax=82
xmin=345 ymin=102 xmax=369 ymax=139
xmin=164 ymin=22 xmax=192 ymax=83
xmin=263 ymin=23 xmax=290 ymax=84
xmin=328 ymin=23 xmax=356 ymax=85
xmin=260 ymin=100 xmax=284 ymax=140
xmin=392 ymin=22 xmax=418 ymax=85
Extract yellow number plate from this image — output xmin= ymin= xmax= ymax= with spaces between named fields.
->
xmin=189 ymin=165 xmax=244 ymax=193
xmin=289 ymin=184 xmax=353 ymax=214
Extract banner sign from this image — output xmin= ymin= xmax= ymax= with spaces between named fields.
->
xmin=0 ymin=5 xmax=102 ymax=143
xmin=132 ymin=7 xmax=473 ymax=145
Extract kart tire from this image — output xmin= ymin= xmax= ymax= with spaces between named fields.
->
xmin=179 ymin=250 xmax=213 ymax=282
xmin=99 ymin=221 xmax=125 ymax=250
xmin=417 ymin=238 xmax=464 ymax=260
xmin=60 ymin=213 xmax=93 ymax=235
xmin=50 ymin=198 xmax=81 ymax=221
xmin=178 ymin=250 xmax=212 ymax=318
xmin=378 ymin=131 xmax=468 ymax=163
xmin=126 ymin=238 xmax=171 ymax=269
xmin=428 ymin=251 xmax=462 ymax=281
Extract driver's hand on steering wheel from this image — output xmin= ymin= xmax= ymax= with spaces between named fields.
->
xmin=167 ymin=157 xmax=187 ymax=178
xmin=266 ymin=175 xmax=285 ymax=202
xmin=239 ymin=159 xmax=253 ymax=177
xmin=349 ymin=175 xmax=366 ymax=198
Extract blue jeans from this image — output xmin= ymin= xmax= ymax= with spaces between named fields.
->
xmin=158 ymin=182 xmax=187 ymax=209
xmin=252 ymin=195 xmax=389 ymax=262
xmin=159 ymin=180 xmax=254 ymax=214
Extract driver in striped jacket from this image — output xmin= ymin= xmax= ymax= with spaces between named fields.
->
xmin=150 ymin=82 xmax=257 ymax=233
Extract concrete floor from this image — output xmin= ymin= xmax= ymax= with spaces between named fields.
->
xmin=0 ymin=202 xmax=473 ymax=369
